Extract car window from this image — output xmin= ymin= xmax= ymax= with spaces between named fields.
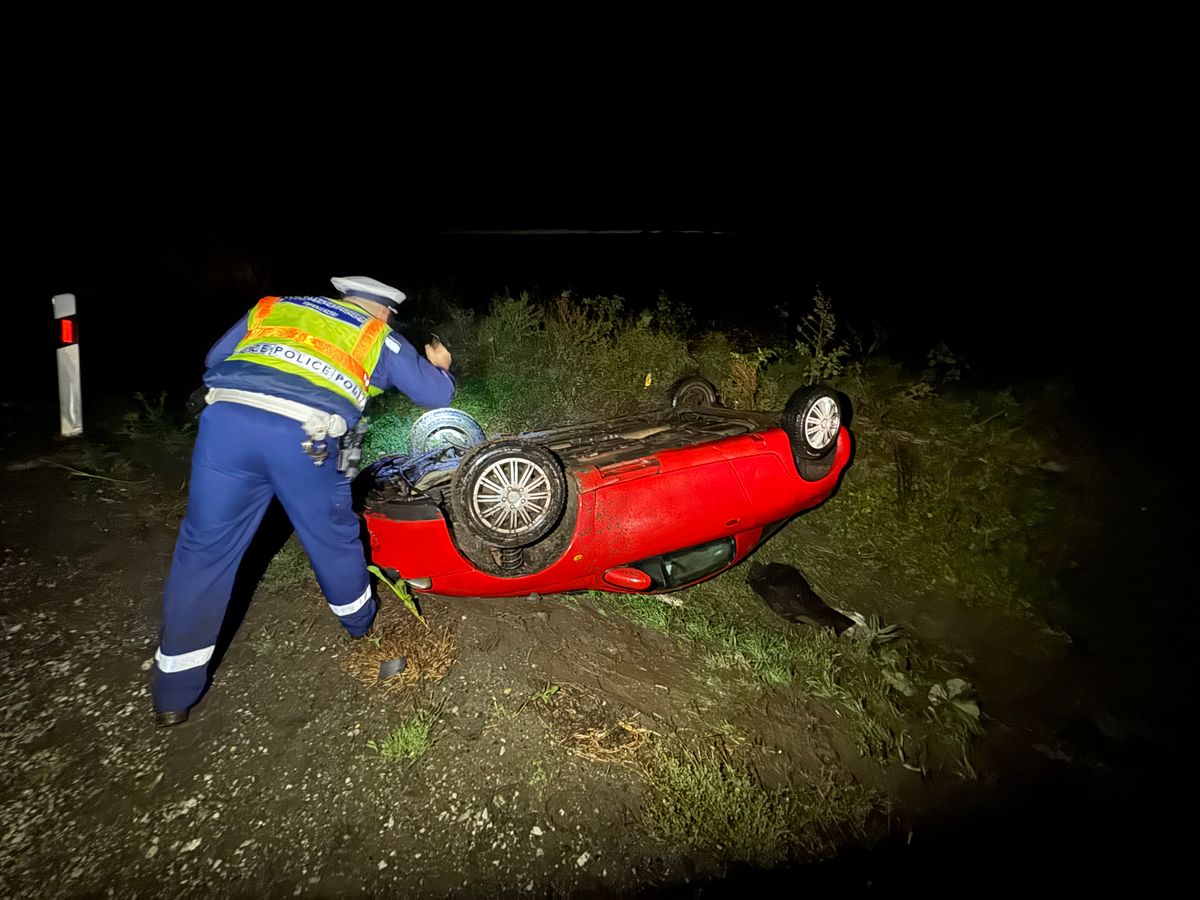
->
xmin=630 ymin=538 xmax=736 ymax=590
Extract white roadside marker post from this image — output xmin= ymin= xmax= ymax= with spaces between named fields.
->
xmin=53 ymin=292 xmax=82 ymax=437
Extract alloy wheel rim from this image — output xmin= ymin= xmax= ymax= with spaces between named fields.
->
xmin=472 ymin=458 xmax=553 ymax=534
xmin=803 ymin=397 xmax=840 ymax=450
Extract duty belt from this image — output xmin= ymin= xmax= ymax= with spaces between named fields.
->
xmin=206 ymin=388 xmax=349 ymax=467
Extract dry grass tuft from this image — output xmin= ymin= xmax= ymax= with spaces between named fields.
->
xmin=536 ymin=683 xmax=656 ymax=767
xmin=568 ymin=720 xmax=654 ymax=766
xmin=346 ymin=602 xmax=457 ymax=695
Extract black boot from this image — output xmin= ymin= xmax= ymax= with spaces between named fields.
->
xmin=155 ymin=710 xmax=189 ymax=727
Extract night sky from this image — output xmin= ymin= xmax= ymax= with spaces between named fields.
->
xmin=11 ymin=107 xmax=1177 ymax=437
xmin=11 ymin=6 xmax=1184 ymax=425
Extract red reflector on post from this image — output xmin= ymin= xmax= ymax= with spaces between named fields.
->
xmin=60 ymin=318 xmax=75 ymax=344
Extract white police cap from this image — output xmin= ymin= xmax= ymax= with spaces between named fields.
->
xmin=330 ymin=275 xmax=407 ymax=311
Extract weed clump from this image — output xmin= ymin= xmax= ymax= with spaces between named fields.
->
xmin=117 ymin=391 xmax=196 ymax=443
xmin=366 ymin=709 xmax=437 ymax=762
xmin=641 ymin=745 xmax=875 ymax=866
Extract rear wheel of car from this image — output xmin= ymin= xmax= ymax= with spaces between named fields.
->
xmin=781 ymin=386 xmax=842 ymax=460
xmin=670 ymin=376 xmax=721 ymax=408
xmin=410 ymin=408 xmax=486 ymax=455
xmin=450 ymin=440 xmax=567 ymax=548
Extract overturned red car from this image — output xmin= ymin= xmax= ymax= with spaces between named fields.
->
xmin=357 ymin=378 xmax=853 ymax=598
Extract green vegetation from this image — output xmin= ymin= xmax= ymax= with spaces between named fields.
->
xmin=530 ymin=682 xmax=560 ymax=705
xmin=366 ymin=708 xmax=437 ymax=762
xmin=116 ymin=391 xmax=196 ymax=443
xmin=355 ymin=286 xmax=1057 ymax=768
xmin=641 ymin=745 xmax=793 ymax=866
xmin=362 ymin=291 xmax=695 ymax=461
xmin=591 ymin=567 xmax=976 ymax=766
xmin=249 ymin=624 xmax=295 ymax=658
xmin=368 ymin=287 xmax=1055 ymax=615
xmin=261 ymin=535 xmax=314 ymax=589
xmin=641 ymin=743 xmax=875 ymax=866
xmin=367 ymin=564 xmax=426 ymax=626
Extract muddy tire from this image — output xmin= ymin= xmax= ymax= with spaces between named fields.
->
xmin=670 ymin=376 xmax=721 ymax=409
xmin=410 ymin=408 xmax=486 ymax=455
xmin=450 ymin=439 xmax=567 ymax=548
xmin=781 ymin=385 xmax=842 ymax=461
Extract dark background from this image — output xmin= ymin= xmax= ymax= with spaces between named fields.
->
xmin=7 ymin=9 xmax=1185 ymax=437
xmin=12 ymin=153 xmax=1177 ymax=432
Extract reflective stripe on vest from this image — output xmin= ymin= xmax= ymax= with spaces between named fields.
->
xmin=226 ymin=296 xmax=388 ymax=410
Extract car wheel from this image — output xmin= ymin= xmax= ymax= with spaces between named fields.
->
xmin=781 ymin=386 xmax=842 ymax=460
xmin=451 ymin=440 xmax=567 ymax=548
xmin=670 ymin=376 xmax=721 ymax=408
xmin=410 ymin=408 xmax=486 ymax=455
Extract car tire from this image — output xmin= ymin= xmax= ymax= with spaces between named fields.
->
xmin=781 ymin=385 xmax=842 ymax=460
xmin=670 ymin=376 xmax=721 ymax=409
xmin=410 ymin=408 xmax=486 ymax=455
xmin=450 ymin=439 xmax=567 ymax=548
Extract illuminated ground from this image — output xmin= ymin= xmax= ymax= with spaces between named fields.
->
xmin=0 ymin=401 xmax=1184 ymax=897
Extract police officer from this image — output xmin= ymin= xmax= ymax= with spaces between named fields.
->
xmin=153 ymin=276 xmax=454 ymax=726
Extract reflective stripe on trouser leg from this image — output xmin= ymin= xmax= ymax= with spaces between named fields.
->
xmin=155 ymin=645 xmax=215 ymax=673
xmin=154 ymin=403 xmax=276 ymax=712
xmin=153 ymin=645 xmax=219 ymax=715
xmin=328 ymin=583 xmax=377 ymax=636
xmin=268 ymin=422 xmax=376 ymax=638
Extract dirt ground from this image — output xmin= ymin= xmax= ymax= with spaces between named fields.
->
xmin=0 ymin=400 xmax=1187 ymax=898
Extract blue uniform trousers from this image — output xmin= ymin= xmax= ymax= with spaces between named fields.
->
xmin=153 ymin=401 xmax=376 ymax=712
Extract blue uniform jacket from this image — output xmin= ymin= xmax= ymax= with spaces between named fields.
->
xmin=202 ymin=308 xmax=455 ymax=425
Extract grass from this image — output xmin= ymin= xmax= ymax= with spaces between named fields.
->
xmin=529 ymin=682 xmax=560 ymax=705
xmin=530 ymin=682 xmax=655 ymax=767
xmin=115 ymin=391 xmax=196 ymax=444
xmin=362 ymin=291 xmax=697 ymax=464
xmin=641 ymin=745 xmax=794 ymax=867
xmin=366 ymin=708 xmax=437 ymax=762
xmin=528 ymin=759 xmax=548 ymax=789
xmin=593 ymin=562 xmax=974 ymax=766
xmin=249 ymin=624 xmax=296 ymax=658
xmin=260 ymin=536 xmax=315 ymax=589
xmin=640 ymin=743 xmax=877 ymax=866
xmin=806 ymin=379 xmax=1053 ymax=610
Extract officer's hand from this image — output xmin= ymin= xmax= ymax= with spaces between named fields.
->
xmin=425 ymin=340 xmax=452 ymax=371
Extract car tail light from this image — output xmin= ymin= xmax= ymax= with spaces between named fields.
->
xmin=602 ymin=567 xmax=653 ymax=590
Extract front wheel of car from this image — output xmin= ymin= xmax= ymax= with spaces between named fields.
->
xmin=450 ymin=440 xmax=567 ymax=548
xmin=781 ymin=386 xmax=842 ymax=460
xmin=670 ymin=376 xmax=721 ymax=409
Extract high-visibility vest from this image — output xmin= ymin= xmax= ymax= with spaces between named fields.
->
xmin=225 ymin=296 xmax=389 ymax=411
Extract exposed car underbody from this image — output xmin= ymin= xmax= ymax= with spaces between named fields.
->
xmin=357 ymin=380 xmax=852 ymax=596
